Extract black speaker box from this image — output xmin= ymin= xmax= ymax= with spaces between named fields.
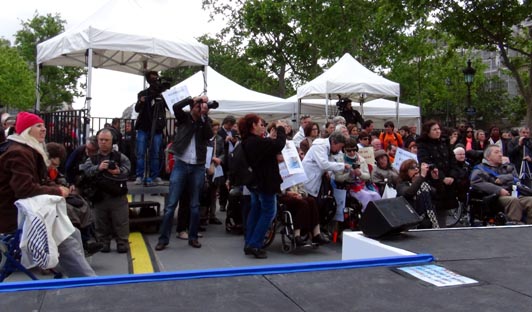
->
xmin=359 ymin=197 xmax=422 ymax=238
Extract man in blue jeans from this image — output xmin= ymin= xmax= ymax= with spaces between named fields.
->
xmin=134 ymin=71 xmax=168 ymax=186
xmin=155 ymin=95 xmax=213 ymax=250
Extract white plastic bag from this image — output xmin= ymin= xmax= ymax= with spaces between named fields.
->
xmin=381 ymin=184 xmax=397 ymax=199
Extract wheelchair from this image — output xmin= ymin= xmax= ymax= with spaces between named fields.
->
xmin=263 ymin=203 xmax=318 ymax=253
xmin=0 ymin=230 xmax=63 ymax=282
xmin=445 ymin=188 xmax=507 ymax=227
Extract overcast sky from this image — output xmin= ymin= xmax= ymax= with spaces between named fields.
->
xmin=1 ymin=0 xmax=222 ymax=117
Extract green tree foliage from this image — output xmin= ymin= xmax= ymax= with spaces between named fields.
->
xmin=434 ymin=0 xmax=532 ymax=126
xmin=15 ymin=12 xmax=85 ymax=112
xmin=0 ymin=45 xmax=35 ymax=110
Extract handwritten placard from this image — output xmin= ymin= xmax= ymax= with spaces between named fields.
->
xmin=358 ymin=147 xmax=375 ymax=165
xmin=392 ymin=148 xmax=417 ymax=170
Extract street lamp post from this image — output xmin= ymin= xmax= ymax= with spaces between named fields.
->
xmin=463 ymin=59 xmax=476 ymax=125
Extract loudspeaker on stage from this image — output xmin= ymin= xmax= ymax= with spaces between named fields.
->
xmin=359 ymin=197 xmax=422 ymax=238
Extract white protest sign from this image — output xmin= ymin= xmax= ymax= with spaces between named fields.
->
xmin=282 ymin=140 xmax=305 ymax=175
xmin=279 ymin=162 xmax=308 ymax=191
xmin=392 ymin=148 xmax=417 ymax=170
xmin=162 ymin=85 xmax=190 ymax=110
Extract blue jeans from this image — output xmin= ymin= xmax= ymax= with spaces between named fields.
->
xmin=158 ymin=159 xmax=205 ymax=244
xmin=135 ymin=130 xmax=162 ymax=180
xmin=246 ymin=190 xmax=277 ymax=248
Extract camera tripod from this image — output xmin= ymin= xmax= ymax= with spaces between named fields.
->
xmin=519 ymin=144 xmax=532 ymax=187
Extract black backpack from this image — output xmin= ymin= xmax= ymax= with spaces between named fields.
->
xmin=228 ymin=142 xmax=257 ymax=188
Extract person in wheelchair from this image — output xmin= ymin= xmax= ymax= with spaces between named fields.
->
xmin=341 ymin=138 xmax=381 ymax=211
xmin=396 ymin=159 xmax=441 ymax=228
xmin=470 ymin=144 xmax=532 ymax=224
xmin=0 ymin=112 xmax=96 ymax=277
xmin=371 ymin=149 xmax=399 ymax=195
xmin=449 ymin=146 xmax=472 ymax=203
xmin=279 ymin=184 xmax=330 ymax=246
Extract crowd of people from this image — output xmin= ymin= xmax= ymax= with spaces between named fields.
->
xmin=3 ymin=87 xmax=532 ymax=276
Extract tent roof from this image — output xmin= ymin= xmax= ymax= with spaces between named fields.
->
xmin=172 ymin=67 xmax=295 ymax=117
xmin=296 ymin=53 xmax=399 ymax=100
xmin=37 ymin=0 xmax=208 ymax=74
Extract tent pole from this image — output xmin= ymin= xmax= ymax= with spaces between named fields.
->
xmin=203 ymin=65 xmax=208 ymax=96
xmin=325 ymin=94 xmax=329 ymax=118
xmin=86 ymin=48 xmax=93 ymax=115
xmin=396 ymin=96 xmax=400 ymax=125
xmin=296 ymin=98 xmax=301 ymax=125
xmin=35 ymin=62 xmax=40 ymax=112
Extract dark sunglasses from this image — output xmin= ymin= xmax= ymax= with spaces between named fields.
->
xmin=345 ymin=148 xmax=357 ymax=152
xmin=360 ymin=137 xmax=369 ymax=140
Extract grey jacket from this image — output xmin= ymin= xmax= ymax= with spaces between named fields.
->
xmin=470 ymin=159 xmax=518 ymax=195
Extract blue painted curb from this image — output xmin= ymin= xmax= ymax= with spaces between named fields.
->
xmin=0 ymin=254 xmax=434 ymax=293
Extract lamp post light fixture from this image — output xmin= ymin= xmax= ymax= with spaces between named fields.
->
xmin=463 ymin=59 xmax=476 ymax=123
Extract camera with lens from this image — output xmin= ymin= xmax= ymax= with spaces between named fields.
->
xmin=108 ymin=160 xmax=117 ymax=170
xmin=151 ymin=77 xmax=172 ymax=95
xmin=427 ymin=164 xmax=435 ymax=171
xmin=352 ymin=163 xmax=361 ymax=170
xmin=336 ymin=97 xmax=351 ymax=112
xmin=207 ymin=100 xmax=219 ymax=110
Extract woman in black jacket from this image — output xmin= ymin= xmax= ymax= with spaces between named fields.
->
xmin=396 ymin=159 xmax=441 ymax=228
xmin=416 ymin=119 xmax=458 ymax=227
xmin=239 ymin=114 xmax=286 ymax=259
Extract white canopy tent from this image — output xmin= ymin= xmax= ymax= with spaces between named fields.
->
xmin=36 ymin=0 xmax=209 ymax=114
xmin=296 ymin=53 xmax=400 ymax=120
xmin=172 ymin=66 xmax=296 ymax=121
xmin=292 ymin=97 xmax=420 ymax=129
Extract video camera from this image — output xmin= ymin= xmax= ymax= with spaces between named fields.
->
xmin=336 ymin=97 xmax=352 ymax=112
xmin=150 ymin=77 xmax=172 ymax=95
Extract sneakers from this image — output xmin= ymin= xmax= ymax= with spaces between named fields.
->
xmin=177 ymin=231 xmax=189 ymax=240
xmin=153 ymin=177 xmax=163 ymax=185
xmin=100 ymin=242 xmax=111 ymax=253
xmin=117 ymin=242 xmax=129 ymax=253
xmin=294 ymin=236 xmax=306 ymax=247
xmin=134 ymin=177 xmax=143 ymax=185
xmin=85 ymin=241 xmax=104 ymax=256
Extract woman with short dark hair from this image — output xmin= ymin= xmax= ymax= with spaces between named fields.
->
xmin=239 ymin=114 xmax=287 ymax=259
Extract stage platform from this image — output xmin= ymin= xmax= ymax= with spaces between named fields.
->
xmin=2 ymin=226 xmax=532 ymax=311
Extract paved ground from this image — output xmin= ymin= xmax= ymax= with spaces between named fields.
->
xmin=3 ymin=191 xmax=344 ymax=282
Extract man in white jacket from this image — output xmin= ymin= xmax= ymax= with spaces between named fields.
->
xmin=302 ymin=132 xmax=351 ymax=197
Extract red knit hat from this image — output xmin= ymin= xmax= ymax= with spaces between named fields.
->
xmin=15 ymin=112 xmax=44 ymax=134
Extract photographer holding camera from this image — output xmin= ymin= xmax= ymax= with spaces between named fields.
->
xmin=134 ymin=71 xmax=169 ymax=186
xmin=337 ymin=97 xmax=364 ymax=128
xmin=156 ymin=95 xmax=215 ymax=250
xmin=507 ymin=126 xmax=532 ymax=174
xmin=83 ymin=129 xmax=131 ymax=253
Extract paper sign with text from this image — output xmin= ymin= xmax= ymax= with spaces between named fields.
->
xmin=392 ymin=148 xmax=417 ymax=170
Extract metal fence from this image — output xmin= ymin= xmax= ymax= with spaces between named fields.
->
xmin=39 ymin=109 xmax=176 ymax=158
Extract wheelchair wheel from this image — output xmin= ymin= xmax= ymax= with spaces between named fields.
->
xmin=262 ymin=219 xmax=277 ymax=248
xmin=445 ymin=201 xmax=464 ymax=228
xmin=0 ymin=241 xmax=7 ymax=271
xmin=280 ymin=223 xmax=296 ymax=253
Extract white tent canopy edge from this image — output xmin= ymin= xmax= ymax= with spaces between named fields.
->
xmin=296 ymin=53 xmax=401 ymax=123
xmin=35 ymin=0 xmax=209 ymax=114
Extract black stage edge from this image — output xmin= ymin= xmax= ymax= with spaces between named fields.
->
xmin=2 ymin=227 xmax=532 ymax=311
